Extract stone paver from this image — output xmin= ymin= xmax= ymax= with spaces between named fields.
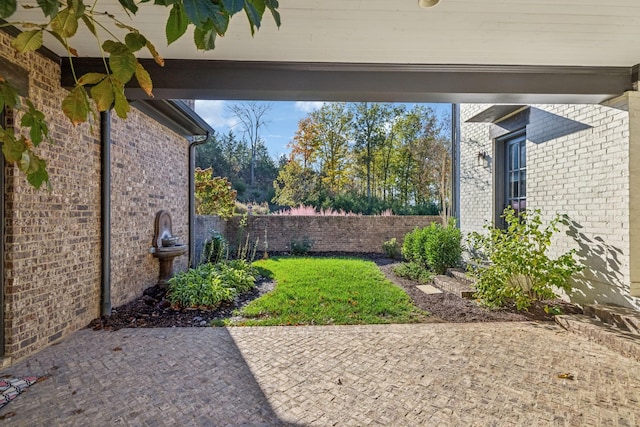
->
xmin=416 ymin=285 xmax=442 ymax=295
xmin=0 ymin=322 xmax=639 ymax=426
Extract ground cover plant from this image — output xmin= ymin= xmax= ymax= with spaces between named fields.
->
xmin=229 ymin=257 xmax=427 ymax=326
xmin=167 ymin=260 xmax=257 ymax=310
xmin=468 ymin=207 xmax=583 ymax=311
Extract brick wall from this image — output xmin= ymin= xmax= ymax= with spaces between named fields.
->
xmin=109 ymin=111 xmax=189 ymax=307
xmin=459 ymin=100 xmax=640 ymax=310
xmin=1 ymin=33 xmax=102 ymax=361
xmin=0 ymin=31 xmax=190 ymax=363
xmin=196 ymin=215 xmax=442 ymax=258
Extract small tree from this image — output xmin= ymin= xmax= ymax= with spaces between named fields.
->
xmin=194 ymin=167 xmax=237 ymax=219
xmin=468 ymin=207 xmax=582 ymax=310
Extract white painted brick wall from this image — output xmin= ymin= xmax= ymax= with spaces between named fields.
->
xmin=460 ymin=98 xmax=640 ymax=310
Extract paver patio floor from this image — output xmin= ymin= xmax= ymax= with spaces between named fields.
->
xmin=0 ymin=322 xmax=638 ymax=426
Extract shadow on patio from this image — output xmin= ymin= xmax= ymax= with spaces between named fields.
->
xmin=0 ymin=327 xmax=301 ymax=426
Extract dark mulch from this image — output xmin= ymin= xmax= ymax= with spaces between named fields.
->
xmin=376 ymin=261 xmax=582 ymax=323
xmin=89 ymin=254 xmax=582 ymax=331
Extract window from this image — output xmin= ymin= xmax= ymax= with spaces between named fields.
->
xmin=493 ymin=129 xmax=526 ymax=226
xmin=505 ymin=133 xmax=526 ymax=215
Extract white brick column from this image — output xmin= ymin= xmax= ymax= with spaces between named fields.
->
xmin=628 ymin=91 xmax=640 ymax=296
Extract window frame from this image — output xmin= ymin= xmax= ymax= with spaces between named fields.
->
xmin=493 ymin=129 xmax=526 ymax=227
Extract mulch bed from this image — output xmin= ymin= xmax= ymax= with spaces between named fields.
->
xmin=89 ymin=254 xmax=582 ymax=331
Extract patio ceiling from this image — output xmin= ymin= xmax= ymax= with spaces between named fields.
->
xmin=10 ymin=0 xmax=640 ymax=103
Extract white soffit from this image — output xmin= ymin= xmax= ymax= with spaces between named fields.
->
xmin=9 ymin=0 xmax=640 ymax=67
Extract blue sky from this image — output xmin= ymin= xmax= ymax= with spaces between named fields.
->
xmin=195 ymin=100 xmax=452 ymax=159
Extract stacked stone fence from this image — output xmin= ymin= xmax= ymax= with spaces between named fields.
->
xmin=195 ymin=215 xmax=442 ymax=262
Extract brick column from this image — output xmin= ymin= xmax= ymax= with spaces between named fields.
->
xmin=628 ymin=91 xmax=640 ymax=296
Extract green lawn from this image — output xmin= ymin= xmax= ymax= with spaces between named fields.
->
xmin=227 ymin=257 xmax=428 ymax=326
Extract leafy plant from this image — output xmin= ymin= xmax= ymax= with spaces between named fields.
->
xmin=195 ymin=167 xmax=237 ymax=219
xmin=167 ymin=260 xmax=257 ymax=310
xmin=401 ymin=220 xmax=461 ymax=274
xmin=382 ymin=238 xmax=401 ymax=259
xmin=201 ymin=230 xmax=227 ymax=265
xmin=0 ymin=1 xmax=281 ymax=188
xmin=468 ymin=207 xmax=582 ymax=311
xmin=392 ymin=262 xmax=434 ymax=284
xmin=290 ymin=237 xmax=313 ymax=255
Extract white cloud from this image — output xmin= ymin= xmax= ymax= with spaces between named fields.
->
xmin=194 ymin=100 xmax=238 ymax=129
xmin=294 ymin=101 xmax=325 ymax=113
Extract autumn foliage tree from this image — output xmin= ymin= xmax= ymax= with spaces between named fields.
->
xmin=273 ymin=102 xmax=451 ymax=215
xmin=194 ymin=167 xmax=237 ymax=219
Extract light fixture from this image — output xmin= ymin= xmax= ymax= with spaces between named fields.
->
xmin=476 ymin=151 xmax=488 ymax=167
xmin=418 ymin=0 xmax=440 ymax=8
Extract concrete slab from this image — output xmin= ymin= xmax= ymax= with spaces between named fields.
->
xmin=416 ymin=284 xmax=443 ymax=294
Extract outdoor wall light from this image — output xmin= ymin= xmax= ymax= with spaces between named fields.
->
xmin=476 ymin=151 xmax=489 ymax=167
xmin=418 ymin=0 xmax=440 ymax=8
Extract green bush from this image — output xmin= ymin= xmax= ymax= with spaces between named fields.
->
xmin=290 ymin=237 xmax=313 ymax=255
xmin=201 ymin=230 xmax=227 ymax=264
xmin=382 ymin=238 xmax=401 ymax=259
xmin=167 ymin=260 xmax=257 ymax=309
xmin=468 ymin=207 xmax=582 ymax=311
xmin=401 ymin=220 xmax=462 ymax=274
xmin=392 ymin=261 xmax=434 ymax=284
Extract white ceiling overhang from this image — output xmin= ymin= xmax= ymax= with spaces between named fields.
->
xmin=8 ymin=0 xmax=640 ymax=103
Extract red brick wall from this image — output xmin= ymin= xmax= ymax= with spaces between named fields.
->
xmin=197 ymin=215 xmax=443 ymax=255
xmin=1 ymin=33 xmax=102 ymax=361
xmin=1 ymin=31 xmax=190 ymax=362
xmin=109 ymin=112 xmax=189 ymax=307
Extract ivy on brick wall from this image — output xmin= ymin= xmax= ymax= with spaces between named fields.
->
xmin=0 ymin=0 xmax=281 ymax=189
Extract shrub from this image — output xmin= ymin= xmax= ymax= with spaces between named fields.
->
xmin=167 ymin=260 xmax=257 ymax=309
xmin=401 ymin=220 xmax=462 ymax=274
xmin=392 ymin=261 xmax=434 ymax=284
xmin=468 ymin=207 xmax=582 ymax=311
xmin=201 ymin=230 xmax=227 ymax=264
xmin=382 ymin=238 xmax=401 ymax=259
xmin=290 ymin=237 xmax=313 ymax=255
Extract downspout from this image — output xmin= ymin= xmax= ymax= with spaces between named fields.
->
xmin=451 ymin=103 xmax=461 ymax=227
xmin=189 ymin=133 xmax=210 ymax=268
xmin=101 ymin=111 xmax=112 ymax=316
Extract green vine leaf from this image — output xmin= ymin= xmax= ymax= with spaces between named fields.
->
xmin=265 ymin=0 xmax=281 ymax=27
xmin=0 ymin=78 xmax=21 ymax=110
xmin=113 ymin=84 xmax=130 ymax=118
xmin=104 ymin=41 xmax=137 ymax=82
xmin=1 ymin=134 xmax=25 ymax=163
xmin=37 ymin=0 xmax=59 ymax=17
xmin=21 ymin=100 xmax=49 ymax=146
xmin=51 ymin=8 xmax=79 ymax=38
xmin=209 ymin=7 xmax=230 ymax=35
xmin=90 ymin=78 xmax=115 ymax=111
xmin=0 ymin=0 xmax=17 ymax=19
xmin=194 ymin=22 xmax=216 ymax=50
xmin=223 ymin=0 xmax=244 ymax=15
xmin=125 ymin=32 xmax=147 ymax=52
xmin=69 ymin=0 xmax=85 ymax=16
xmin=80 ymin=15 xmax=97 ymax=36
xmin=166 ymin=3 xmax=189 ymax=45
xmin=183 ymin=0 xmax=220 ymax=26
xmin=62 ymin=86 xmax=91 ymax=125
xmin=77 ymin=72 xmax=107 ymax=86
xmin=145 ymin=40 xmax=165 ymax=67
xmin=11 ymin=30 xmax=44 ymax=53
xmin=118 ymin=0 xmax=139 ymax=14
xmin=244 ymin=0 xmax=262 ymax=35
xmin=135 ymin=62 xmax=154 ymax=97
